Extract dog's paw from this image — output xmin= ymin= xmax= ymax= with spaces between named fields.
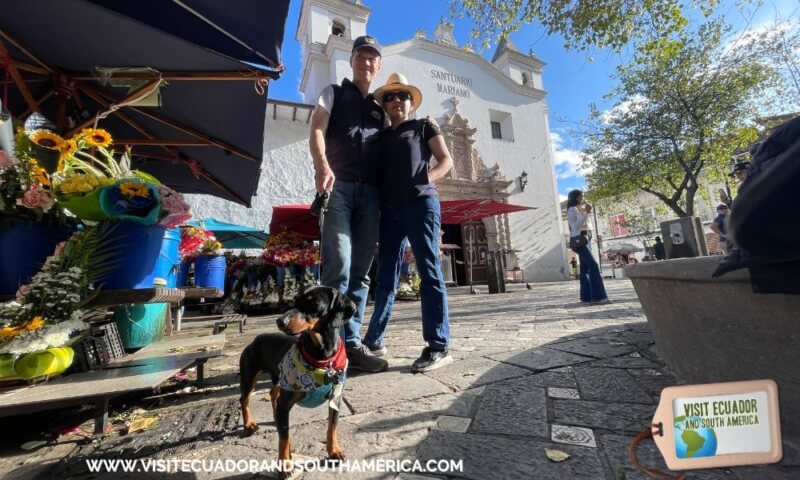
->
xmin=326 ymin=449 xmax=346 ymax=463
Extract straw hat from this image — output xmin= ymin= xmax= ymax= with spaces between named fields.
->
xmin=373 ymin=72 xmax=423 ymax=110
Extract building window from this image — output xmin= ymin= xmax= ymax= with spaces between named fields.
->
xmin=521 ymin=72 xmax=530 ymax=86
xmin=608 ymin=213 xmax=628 ymax=238
xmin=491 ymin=121 xmax=502 ymax=139
xmin=332 ymin=20 xmax=346 ymax=37
xmin=489 ymin=109 xmax=514 ymax=141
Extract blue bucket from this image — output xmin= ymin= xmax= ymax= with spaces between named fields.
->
xmin=99 ymin=221 xmax=166 ymax=290
xmin=194 ymin=255 xmax=226 ymax=289
xmin=113 ymin=303 xmax=167 ymax=350
xmin=153 ymin=228 xmax=180 ymax=288
xmin=0 ymin=220 xmax=73 ymax=295
xmin=177 ymin=261 xmax=192 ymax=287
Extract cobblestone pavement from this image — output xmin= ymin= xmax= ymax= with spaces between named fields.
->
xmin=1 ymin=280 xmax=797 ymax=479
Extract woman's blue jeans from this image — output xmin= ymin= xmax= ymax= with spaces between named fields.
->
xmin=364 ymin=196 xmax=450 ymax=351
xmin=576 ymin=243 xmax=608 ymax=302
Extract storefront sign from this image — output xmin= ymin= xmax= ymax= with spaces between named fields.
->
xmin=651 ymin=379 xmax=782 ymax=469
xmin=431 ymin=69 xmax=472 ymax=99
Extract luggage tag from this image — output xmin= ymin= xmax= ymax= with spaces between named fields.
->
xmin=651 ymin=379 xmax=782 ymax=470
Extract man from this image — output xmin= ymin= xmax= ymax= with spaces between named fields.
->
xmin=652 ymin=236 xmax=666 ymax=261
xmin=710 ymin=204 xmax=730 ymax=253
xmin=308 ymin=36 xmax=388 ymax=372
xmin=720 ymin=161 xmax=751 ymax=207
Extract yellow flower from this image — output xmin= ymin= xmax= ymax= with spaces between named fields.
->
xmin=58 ymin=138 xmax=78 ymax=168
xmin=33 ymin=166 xmax=50 ymax=187
xmin=0 ymin=316 xmax=45 ymax=339
xmin=30 ymin=130 xmax=64 ymax=150
xmin=79 ymin=128 xmax=113 ymax=148
xmin=119 ymin=181 xmax=149 ymax=197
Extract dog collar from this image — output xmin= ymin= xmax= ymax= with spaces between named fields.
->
xmin=298 ymin=334 xmax=347 ymax=371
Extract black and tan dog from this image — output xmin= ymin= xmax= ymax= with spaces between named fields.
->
xmin=239 ymin=286 xmax=356 ymax=472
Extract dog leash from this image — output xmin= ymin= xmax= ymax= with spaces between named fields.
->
xmin=310 ymin=190 xmax=330 ymax=284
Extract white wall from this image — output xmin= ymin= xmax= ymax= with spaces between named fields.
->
xmin=186 ymin=116 xmax=316 ymax=233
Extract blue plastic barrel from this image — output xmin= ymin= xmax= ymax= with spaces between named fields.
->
xmin=177 ymin=261 xmax=192 ymax=287
xmin=99 ymin=221 xmax=166 ymax=289
xmin=153 ymin=228 xmax=180 ymax=288
xmin=0 ymin=220 xmax=72 ymax=295
xmin=194 ymin=255 xmax=226 ymax=289
xmin=113 ymin=303 xmax=167 ymax=350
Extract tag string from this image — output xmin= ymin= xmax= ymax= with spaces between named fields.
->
xmin=628 ymin=424 xmax=687 ymax=480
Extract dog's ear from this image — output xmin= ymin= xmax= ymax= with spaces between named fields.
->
xmin=331 ymin=292 xmax=356 ymax=329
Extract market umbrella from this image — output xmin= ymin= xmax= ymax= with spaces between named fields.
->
xmin=0 ymin=0 xmax=291 ymax=206
xmin=604 ymin=242 xmax=643 ymax=255
xmin=269 ymin=204 xmax=319 ymax=240
xmin=187 ymin=218 xmax=268 ymax=249
xmin=439 ymin=199 xmax=535 ymax=291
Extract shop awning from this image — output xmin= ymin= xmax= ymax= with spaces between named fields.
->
xmin=0 ymin=0 xmax=291 ymax=206
xmin=439 ymin=199 xmax=535 ymax=225
xmin=270 ymin=204 xmax=319 ymax=240
xmin=186 ymin=218 xmax=268 ymax=250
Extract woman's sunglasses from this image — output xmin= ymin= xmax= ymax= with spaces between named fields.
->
xmin=383 ymin=91 xmax=412 ymax=103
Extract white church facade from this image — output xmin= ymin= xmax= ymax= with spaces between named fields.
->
xmin=188 ymin=0 xmax=569 ymax=283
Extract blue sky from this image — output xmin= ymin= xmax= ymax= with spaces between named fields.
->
xmin=269 ymin=0 xmax=798 ymax=201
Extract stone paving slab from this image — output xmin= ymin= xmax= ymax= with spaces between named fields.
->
xmin=488 ymin=346 xmax=593 ymax=371
xmin=546 ymin=336 xmax=638 ymax=359
xmin=573 ymin=366 xmax=654 ymax=404
xmin=471 ymin=377 xmax=548 ymax=438
xmin=552 ymin=399 xmax=657 ymax=434
xmin=422 ymin=356 xmax=530 ymax=390
xmin=416 ymin=429 xmax=606 ymax=480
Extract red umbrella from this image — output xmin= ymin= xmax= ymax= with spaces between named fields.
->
xmin=439 ymin=199 xmax=535 ymax=225
xmin=438 ymin=199 xmax=535 ymax=291
xmin=269 ymin=204 xmax=318 ymax=239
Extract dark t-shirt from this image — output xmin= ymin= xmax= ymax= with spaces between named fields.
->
xmin=379 ymin=118 xmax=441 ymax=208
xmin=713 ymin=214 xmax=727 ymax=241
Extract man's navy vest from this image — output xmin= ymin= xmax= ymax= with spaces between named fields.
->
xmin=325 ymin=78 xmax=385 ymax=186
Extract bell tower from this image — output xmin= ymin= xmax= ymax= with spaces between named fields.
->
xmin=296 ymin=0 xmax=372 ymax=103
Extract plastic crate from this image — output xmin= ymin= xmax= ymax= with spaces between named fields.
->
xmin=73 ymin=321 xmax=126 ymax=371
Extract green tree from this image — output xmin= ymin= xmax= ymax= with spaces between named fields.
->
xmin=449 ymin=0 xmax=718 ymax=51
xmin=580 ymin=20 xmax=775 ymax=217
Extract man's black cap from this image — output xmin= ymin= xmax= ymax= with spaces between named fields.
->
xmin=352 ymin=35 xmax=381 ymax=56
xmin=729 ymin=161 xmax=751 ymax=176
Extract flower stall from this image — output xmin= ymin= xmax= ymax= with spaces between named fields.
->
xmin=0 ymin=126 xmax=196 ymax=377
xmin=224 ymin=231 xmax=320 ymax=313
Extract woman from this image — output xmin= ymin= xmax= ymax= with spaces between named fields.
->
xmin=362 ymin=72 xmax=454 ymax=373
xmin=566 ymin=189 xmax=609 ymax=304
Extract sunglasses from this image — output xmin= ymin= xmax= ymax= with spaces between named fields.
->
xmin=383 ymin=91 xmax=412 ymax=103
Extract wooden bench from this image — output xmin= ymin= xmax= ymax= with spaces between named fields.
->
xmin=0 ymin=334 xmax=225 ymax=435
xmin=179 ymin=314 xmax=246 ymax=334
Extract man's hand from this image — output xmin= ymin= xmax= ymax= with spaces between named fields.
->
xmin=315 ymin=166 xmax=335 ymax=193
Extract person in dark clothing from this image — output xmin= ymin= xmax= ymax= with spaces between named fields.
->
xmin=653 ymin=236 xmax=666 ymax=260
xmin=710 ymin=204 xmax=730 ymax=253
xmin=308 ymin=35 xmax=388 ymax=373
xmin=362 ymin=72 xmax=455 ymax=373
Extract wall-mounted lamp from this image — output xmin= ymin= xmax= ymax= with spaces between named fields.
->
xmin=518 ymin=170 xmax=528 ymax=192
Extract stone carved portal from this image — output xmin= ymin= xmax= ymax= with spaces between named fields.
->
xmin=435 ymin=100 xmax=516 ymax=283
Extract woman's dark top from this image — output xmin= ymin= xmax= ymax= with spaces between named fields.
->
xmin=379 ymin=118 xmax=441 ymax=208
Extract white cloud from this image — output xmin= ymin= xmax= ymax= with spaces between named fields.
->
xmin=551 ymin=131 xmax=589 ymax=179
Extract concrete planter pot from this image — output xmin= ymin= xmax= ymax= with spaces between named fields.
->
xmin=626 ymin=256 xmax=800 ymax=444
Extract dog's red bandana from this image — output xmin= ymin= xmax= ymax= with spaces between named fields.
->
xmin=298 ymin=336 xmax=347 ymax=371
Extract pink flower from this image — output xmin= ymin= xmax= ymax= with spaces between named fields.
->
xmin=38 ymin=189 xmax=56 ymax=212
xmin=17 ymin=184 xmax=42 ymax=209
xmin=0 ymin=150 xmax=15 ymax=168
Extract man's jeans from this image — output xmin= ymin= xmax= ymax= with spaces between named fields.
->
xmin=364 ymin=196 xmax=450 ymax=351
xmin=320 ymin=181 xmax=379 ymax=347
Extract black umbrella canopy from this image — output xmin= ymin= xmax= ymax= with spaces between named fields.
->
xmin=0 ymin=0 xmax=291 ymax=206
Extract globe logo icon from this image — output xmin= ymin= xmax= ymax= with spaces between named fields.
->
xmin=674 ymin=416 xmax=718 ymax=458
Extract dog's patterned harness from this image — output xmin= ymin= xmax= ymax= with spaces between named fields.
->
xmin=278 ymin=335 xmax=347 ymax=409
